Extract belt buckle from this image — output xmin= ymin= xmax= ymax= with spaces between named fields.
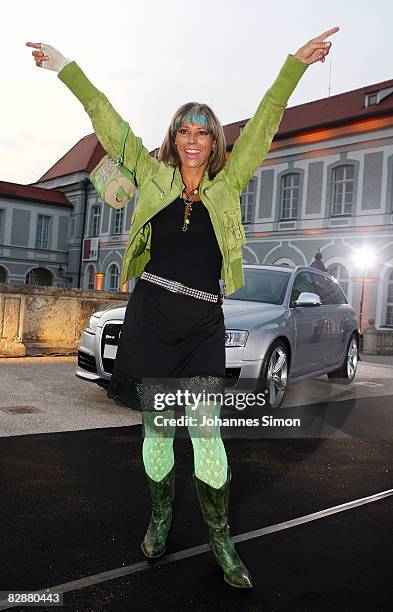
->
xmin=218 ymin=292 xmax=224 ymax=305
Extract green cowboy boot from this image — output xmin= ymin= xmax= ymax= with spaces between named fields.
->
xmin=193 ymin=465 xmax=253 ymax=588
xmin=141 ymin=464 xmax=175 ymax=560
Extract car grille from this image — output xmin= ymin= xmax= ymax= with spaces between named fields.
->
xmin=78 ymin=350 xmax=97 ymax=373
xmin=101 ymin=322 xmax=123 ymax=374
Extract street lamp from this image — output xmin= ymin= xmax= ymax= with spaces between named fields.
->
xmin=352 ymin=247 xmax=376 ymax=335
xmin=57 ymin=265 xmax=73 ymax=285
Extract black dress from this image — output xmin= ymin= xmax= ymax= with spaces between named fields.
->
xmin=107 ymin=196 xmax=226 ymax=412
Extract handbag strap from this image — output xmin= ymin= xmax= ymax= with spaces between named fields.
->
xmin=117 ymin=121 xmax=142 ymax=180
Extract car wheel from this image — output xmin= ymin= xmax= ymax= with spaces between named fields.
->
xmin=258 ymin=340 xmax=289 ymax=409
xmin=327 ymin=334 xmax=358 ymax=384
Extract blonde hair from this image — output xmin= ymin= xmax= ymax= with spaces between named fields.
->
xmin=158 ymin=102 xmax=226 ymax=180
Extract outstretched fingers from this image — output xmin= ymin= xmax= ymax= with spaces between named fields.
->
xmin=312 ymin=26 xmax=340 ymax=42
xmin=26 ymin=41 xmax=42 ymax=49
xmin=26 ymin=42 xmax=48 ymax=66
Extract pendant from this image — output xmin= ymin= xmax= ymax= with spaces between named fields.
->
xmin=182 ymin=198 xmax=193 ymax=232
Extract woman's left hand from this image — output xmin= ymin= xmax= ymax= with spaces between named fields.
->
xmin=293 ymin=26 xmax=339 ymax=65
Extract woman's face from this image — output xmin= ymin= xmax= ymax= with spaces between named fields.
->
xmin=174 ymin=121 xmax=216 ymax=172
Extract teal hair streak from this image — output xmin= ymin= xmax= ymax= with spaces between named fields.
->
xmin=173 ymin=114 xmax=209 ymax=138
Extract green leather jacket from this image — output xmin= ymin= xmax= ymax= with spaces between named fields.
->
xmin=58 ymin=55 xmax=308 ymax=295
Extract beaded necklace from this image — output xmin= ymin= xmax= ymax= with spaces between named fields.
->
xmin=181 ymin=187 xmax=200 ymax=232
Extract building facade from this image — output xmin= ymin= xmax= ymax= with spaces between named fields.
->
xmin=230 ymin=78 xmax=393 ymax=332
xmin=0 ymin=181 xmax=72 ymax=287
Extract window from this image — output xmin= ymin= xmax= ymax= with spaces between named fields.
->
xmin=290 ymin=271 xmax=315 ymax=306
xmin=0 ymin=265 xmax=7 ymax=283
xmin=391 ymin=169 xmax=393 ymax=212
xmin=386 ymin=269 xmax=393 ymax=326
xmin=0 ymin=209 xmax=4 ymax=239
xmin=86 ymin=265 xmax=95 ymax=290
xmin=91 ymin=205 xmax=101 ymax=237
xmin=332 ymin=165 xmax=354 ymax=216
xmin=36 ymin=215 xmax=50 ymax=249
xmin=240 ymin=178 xmax=257 ymax=224
xmin=311 ymin=272 xmax=347 ymax=305
xmin=280 ymin=173 xmax=300 ymax=220
xmin=108 ymin=264 xmax=120 ymax=291
xmin=327 ymin=263 xmax=349 ymax=299
xmin=366 ymin=93 xmax=378 ymax=106
xmin=228 ymin=268 xmax=291 ymax=305
xmin=113 ymin=209 xmax=124 ymax=235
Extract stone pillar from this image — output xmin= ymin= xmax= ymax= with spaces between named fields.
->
xmin=0 ymin=293 xmax=27 ymax=356
xmin=363 ymin=319 xmax=377 ymax=354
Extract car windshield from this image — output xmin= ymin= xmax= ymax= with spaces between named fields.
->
xmin=227 ymin=268 xmax=291 ymax=304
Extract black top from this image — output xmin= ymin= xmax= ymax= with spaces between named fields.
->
xmin=144 ymin=196 xmax=222 ymax=294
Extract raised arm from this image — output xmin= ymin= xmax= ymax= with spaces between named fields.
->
xmin=26 ymin=42 xmax=159 ymax=188
xmin=224 ymin=27 xmax=339 ymax=194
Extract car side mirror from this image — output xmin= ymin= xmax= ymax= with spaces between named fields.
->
xmin=293 ymin=292 xmax=321 ymax=307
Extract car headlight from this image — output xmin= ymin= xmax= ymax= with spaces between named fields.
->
xmin=225 ymin=330 xmax=249 ymax=347
xmin=87 ymin=314 xmax=101 ymax=334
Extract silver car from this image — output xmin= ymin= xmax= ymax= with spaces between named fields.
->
xmin=76 ymin=265 xmax=359 ymax=408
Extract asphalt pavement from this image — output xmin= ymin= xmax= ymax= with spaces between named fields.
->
xmin=0 ymin=356 xmax=392 ymax=611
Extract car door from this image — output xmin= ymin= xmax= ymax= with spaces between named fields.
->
xmin=289 ymin=271 xmax=329 ymax=377
xmin=311 ymin=272 xmax=350 ymax=366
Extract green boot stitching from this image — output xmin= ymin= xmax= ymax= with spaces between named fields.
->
xmin=194 ymin=466 xmax=253 ymax=588
xmin=141 ymin=465 xmax=175 ymax=560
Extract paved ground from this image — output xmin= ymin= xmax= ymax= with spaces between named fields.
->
xmin=0 ymin=355 xmax=392 ymax=437
xmin=0 ymin=356 xmax=392 ymax=611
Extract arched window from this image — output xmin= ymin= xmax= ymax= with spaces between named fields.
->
xmin=331 ymin=165 xmax=354 ymax=216
xmin=0 ymin=265 xmax=8 ymax=284
xmin=26 ymin=267 xmax=53 ymax=286
xmin=91 ymin=205 xmax=101 ymax=237
xmin=280 ymin=173 xmax=300 ymax=220
xmin=273 ymin=258 xmax=296 ymax=268
xmin=86 ymin=265 xmax=96 ymax=291
xmin=327 ymin=263 xmax=349 ymax=298
xmin=385 ymin=269 xmax=393 ymax=326
xmin=108 ymin=264 xmax=120 ymax=291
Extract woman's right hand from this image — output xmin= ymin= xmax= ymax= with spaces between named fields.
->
xmin=25 ymin=42 xmax=71 ymax=73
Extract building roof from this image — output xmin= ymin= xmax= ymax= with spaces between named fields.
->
xmin=38 ymin=133 xmax=105 ymax=183
xmin=0 ymin=180 xmax=72 ymax=207
xmin=36 ymin=76 xmax=393 ymax=182
xmin=224 ymin=77 xmax=393 ymax=146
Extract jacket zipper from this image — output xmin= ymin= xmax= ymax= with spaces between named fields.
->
xmin=152 ymin=178 xmax=165 ymax=198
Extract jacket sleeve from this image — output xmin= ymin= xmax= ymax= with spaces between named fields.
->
xmin=224 ymin=54 xmax=308 ymax=193
xmin=57 ymin=61 xmax=159 ymax=188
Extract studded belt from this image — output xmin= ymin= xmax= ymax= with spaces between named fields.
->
xmin=141 ymin=271 xmax=223 ymax=304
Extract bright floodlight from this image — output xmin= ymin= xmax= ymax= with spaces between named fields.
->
xmin=352 ymin=247 xmax=376 ymax=269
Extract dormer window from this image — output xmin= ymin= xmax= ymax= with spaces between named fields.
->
xmin=366 ymin=93 xmax=378 ymax=106
xmin=365 ymin=87 xmax=393 ymax=107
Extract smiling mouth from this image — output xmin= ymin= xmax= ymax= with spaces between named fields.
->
xmin=184 ymin=149 xmax=201 ymax=158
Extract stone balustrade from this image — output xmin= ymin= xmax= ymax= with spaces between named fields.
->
xmin=363 ymin=320 xmax=393 ymax=355
xmin=0 ymin=284 xmax=129 ymax=357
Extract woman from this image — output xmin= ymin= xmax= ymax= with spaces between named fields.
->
xmin=27 ymin=27 xmax=338 ymax=589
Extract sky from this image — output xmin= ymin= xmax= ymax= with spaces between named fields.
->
xmin=2 ymin=0 xmax=393 ymax=185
